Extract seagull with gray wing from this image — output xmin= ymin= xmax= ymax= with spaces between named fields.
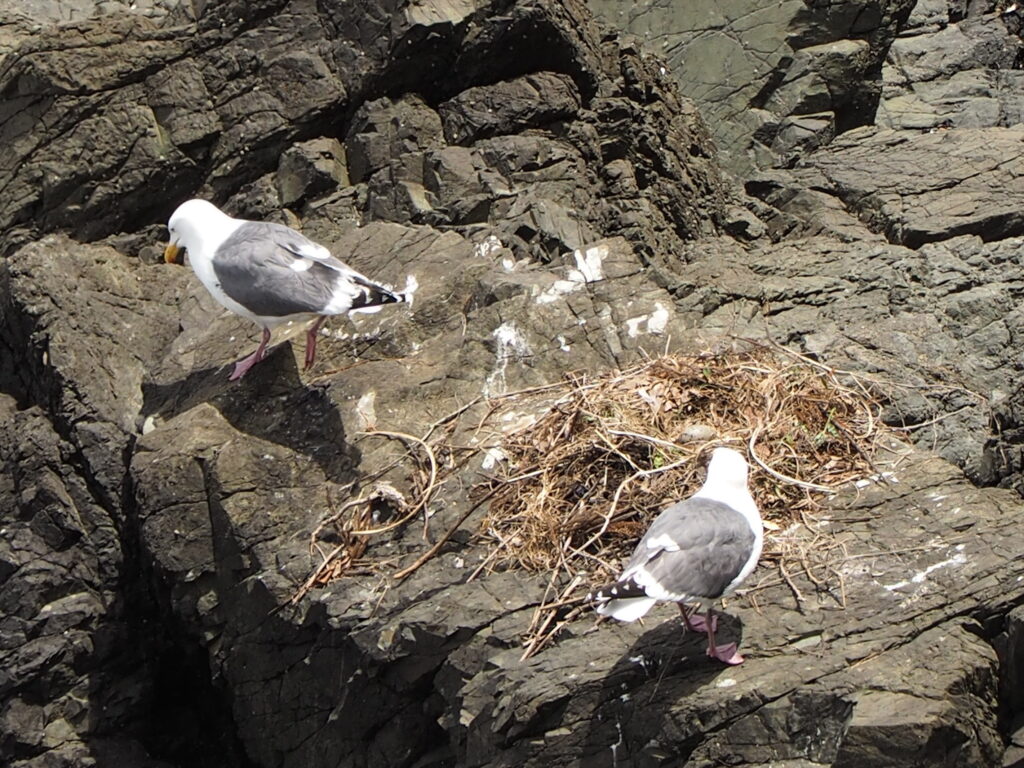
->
xmin=164 ymin=199 xmax=417 ymax=381
xmin=587 ymin=446 xmax=763 ymax=665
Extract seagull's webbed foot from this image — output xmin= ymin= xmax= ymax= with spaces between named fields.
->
xmin=696 ymin=607 xmax=744 ymax=665
xmin=229 ymin=354 xmax=261 ymax=381
xmin=706 ymin=642 xmax=744 ymax=666
xmin=229 ymin=328 xmax=271 ymax=381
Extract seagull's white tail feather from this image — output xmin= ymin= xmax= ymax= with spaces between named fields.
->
xmin=401 ymin=274 xmax=418 ymax=306
xmin=349 ymin=304 xmax=385 ymax=315
xmin=327 ymin=271 xmax=413 ymax=316
xmin=596 ymin=597 xmax=657 ymax=622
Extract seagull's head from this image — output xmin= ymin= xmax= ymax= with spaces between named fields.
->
xmin=704 ymin=446 xmax=750 ymax=492
xmin=164 ymin=199 xmax=232 ymax=265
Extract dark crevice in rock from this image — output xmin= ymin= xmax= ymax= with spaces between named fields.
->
xmin=978 ymin=387 xmax=1024 ymax=495
xmin=0 ymin=337 xmax=29 ymax=409
xmin=749 ymin=56 xmax=795 ymax=111
xmin=995 ymin=608 xmax=1024 ymax=756
xmin=123 ymin=441 xmax=252 ymax=767
xmin=142 ymin=637 xmax=253 ymax=768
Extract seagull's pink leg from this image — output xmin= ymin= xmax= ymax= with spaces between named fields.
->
xmin=678 ymin=603 xmax=695 ymax=631
xmin=304 ymin=316 xmax=328 ymax=371
xmin=229 ymin=328 xmax=272 ymax=381
xmin=678 ymin=603 xmax=717 ymax=634
xmin=703 ymin=609 xmax=744 ymax=665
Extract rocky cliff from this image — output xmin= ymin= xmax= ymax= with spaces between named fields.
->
xmin=1 ymin=1 xmax=1023 ymax=767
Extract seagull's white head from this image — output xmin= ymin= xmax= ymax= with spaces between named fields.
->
xmin=164 ymin=199 xmax=236 ymax=265
xmin=703 ymin=446 xmax=750 ymax=494
xmin=696 ymin=446 xmax=761 ymax=525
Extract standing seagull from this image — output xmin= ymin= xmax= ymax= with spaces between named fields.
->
xmin=164 ymin=199 xmax=416 ymax=381
xmin=587 ymin=447 xmax=763 ymax=665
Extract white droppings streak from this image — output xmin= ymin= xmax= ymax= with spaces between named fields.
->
xmin=610 ymin=717 xmax=624 ymax=767
xmin=474 ymin=234 xmax=503 ymax=259
xmin=537 ymin=279 xmax=580 ymax=304
xmin=855 ymin=471 xmax=899 ymax=489
xmin=625 ymin=303 xmax=671 ymax=337
xmin=647 ymin=303 xmax=669 ymax=334
xmin=883 ymin=550 xmax=968 ymax=592
xmin=628 ymin=654 xmax=652 ymax=673
xmin=356 ymin=391 xmax=377 ymax=431
xmin=482 ymin=447 xmax=507 ymax=470
xmin=574 ymin=244 xmax=607 ymax=282
xmin=484 ymin=322 xmax=531 ymax=397
xmin=535 ymin=245 xmax=608 ymax=304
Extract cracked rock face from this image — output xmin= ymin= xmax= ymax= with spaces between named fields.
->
xmin=2 ymin=1 xmax=1024 ymax=767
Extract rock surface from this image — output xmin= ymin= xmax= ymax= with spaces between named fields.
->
xmin=1 ymin=1 xmax=1023 ymax=767
xmin=587 ymin=0 xmax=1024 ymax=175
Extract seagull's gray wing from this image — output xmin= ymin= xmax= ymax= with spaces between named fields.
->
xmin=211 ymin=221 xmax=402 ymax=318
xmin=210 ymin=222 xmax=341 ymax=317
xmin=622 ymin=497 xmax=756 ymax=601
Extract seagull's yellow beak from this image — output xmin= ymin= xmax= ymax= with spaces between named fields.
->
xmin=164 ymin=241 xmax=183 ymax=265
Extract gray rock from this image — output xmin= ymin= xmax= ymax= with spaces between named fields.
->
xmin=1 ymin=237 xmax=182 ymax=499
xmin=2 ymin=0 xmax=1024 ymax=767
xmin=0 ymin=397 xmax=153 ymax=766
xmin=751 ymin=125 xmax=1024 ymax=247
xmin=587 ymin=0 xmax=917 ymax=174
xmin=345 ymin=95 xmax=445 ymax=186
xmin=276 ymin=138 xmax=349 ymax=207
xmin=438 ymin=72 xmax=582 ymax=145
xmin=879 ymin=14 xmax=1023 ymax=130
xmin=666 ymin=233 xmax=1024 ymax=489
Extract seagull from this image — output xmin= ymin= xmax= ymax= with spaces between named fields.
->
xmin=587 ymin=446 xmax=763 ymax=665
xmin=164 ymin=199 xmax=417 ymax=381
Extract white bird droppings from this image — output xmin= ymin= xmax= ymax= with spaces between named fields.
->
xmin=573 ymin=245 xmax=606 ymax=282
xmin=883 ymin=551 xmax=968 ymax=592
xmin=356 ymin=391 xmax=377 ymax=431
xmin=647 ymin=303 xmax=669 ymax=334
xmin=474 ymin=234 xmax=504 ymax=260
xmin=484 ymin=322 xmax=531 ymax=397
xmin=535 ymin=245 xmax=608 ymax=304
xmin=625 ymin=302 xmax=670 ymax=337
xmin=537 ymin=279 xmax=581 ymax=304
xmin=482 ymin=446 xmax=507 ymax=470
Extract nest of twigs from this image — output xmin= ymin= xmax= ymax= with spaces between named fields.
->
xmin=471 ymin=344 xmax=895 ymax=656
xmin=480 ymin=346 xmax=882 ymax=571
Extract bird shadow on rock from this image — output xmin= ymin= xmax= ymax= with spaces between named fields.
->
xmin=577 ymin=612 xmax=745 ymax=767
xmin=140 ymin=342 xmax=358 ymax=483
